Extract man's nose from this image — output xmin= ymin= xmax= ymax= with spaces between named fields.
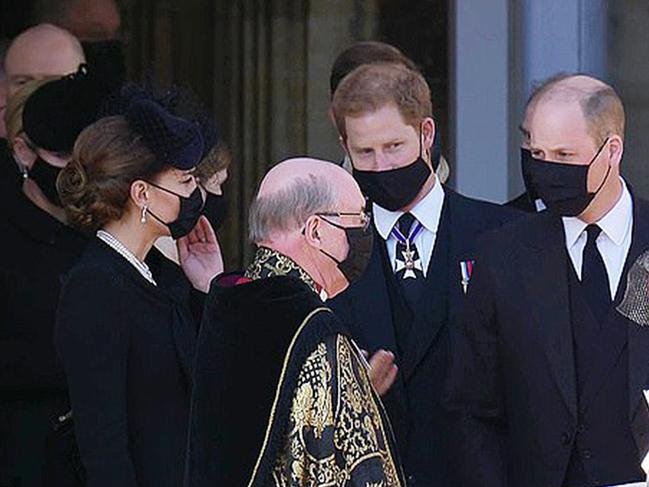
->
xmin=373 ymin=151 xmax=393 ymax=170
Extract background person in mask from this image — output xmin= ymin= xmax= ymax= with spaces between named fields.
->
xmin=156 ymin=131 xmax=232 ymax=263
xmin=446 ymin=74 xmax=649 ymax=487
xmin=329 ymin=62 xmax=519 ymax=487
xmin=56 ymin=96 xmax=223 ymax=487
xmin=2 ymin=77 xmax=55 ymax=192
xmin=1 ymin=23 xmax=86 ymax=188
xmin=194 ymin=140 xmax=231 ymax=230
xmin=0 ymin=71 xmax=104 ymax=487
xmin=19 ymin=66 xmax=104 ymax=219
xmin=185 ymin=157 xmax=404 ymax=487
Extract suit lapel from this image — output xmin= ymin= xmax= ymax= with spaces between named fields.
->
xmin=575 ymin=288 xmax=627 ymax=413
xmin=351 ymin=230 xmax=400 ymax=355
xmin=366 ymin=230 xmax=411 ymax=443
xmin=400 ymin=194 xmax=451 ymax=381
xmin=524 ymin=213 xmax=578 ymax=417
xmin=579 ymin=196 xmax=649 ymax=415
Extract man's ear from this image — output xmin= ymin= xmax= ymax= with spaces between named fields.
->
xmin=421 ymin=117 xmax=436 ymax=153
xmin=12 ymin=136 xmax=37 ymax=169
xmin=338 ymin=135 xmax=349 ymax=154
xmin=608 ymin=135 xmax=624 ymax=168
xmin=303 ymin=215 xmax=322 ymax=249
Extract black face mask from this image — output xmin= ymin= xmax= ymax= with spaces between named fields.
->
xmin=317 ymin=218 xmax=374 ymax=285
xmin=146 ymin=183 xmax=205 ymax=239
xmin=29 ymin=157 xmax=62 ymax=205
xmin=81 ymin=40 xmax=126 ymax=93
xmin=520 ymin=148 xmax=540 ymax=202
xmin=201 ymin=192 xmax=228 ymax=231
xmin=351 ymin=132 xmax=432 ymax=211
xmin=521 ymin=139 xmax=610 ymax=217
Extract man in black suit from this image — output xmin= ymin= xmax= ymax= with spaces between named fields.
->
xmin=329 ymin=62 xmax=518 ymax=486
xmin=448 ymin=74 xmax=649 ymax=487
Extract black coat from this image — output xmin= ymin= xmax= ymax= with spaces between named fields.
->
xmin=330 ymin=187 xmax=520 ymax=486
xmin=447 ymin=196 xmax=649 ymax=487
xmin=505 ymin=191 xmax=537 ymax=213
xmin=0 ymin=176 xmax=87 ymax=487
xmin=55 ymin=239 xmax=201 ymax=487
xmin=186 ymin=275 xmax=347 ymax=486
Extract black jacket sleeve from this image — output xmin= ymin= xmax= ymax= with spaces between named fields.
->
xmin=55 ymin=268 xmax=138 ymax=487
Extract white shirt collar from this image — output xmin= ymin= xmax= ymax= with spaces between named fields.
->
xmin=562 ymin=178 xmax=633 ymax=250
xmin=373 ymin=177 xmax=445 ymax=240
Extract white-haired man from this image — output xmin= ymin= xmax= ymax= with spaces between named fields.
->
xmin=185 ymin=158 xmax=405 ymax=487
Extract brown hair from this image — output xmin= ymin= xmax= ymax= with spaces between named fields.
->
xmin=193 ymin=140 xmax=232 ymax=182
xmin=4 ymin=77 xmax=56 ymax=146
xmin=329 ymin=41 xmax=418 ymax=97
xmin=582 ymin=87 xmax=625 ymax=144
xmin=57 ymin=116 xmax=158 ymax=232
xmin=331 ymin=62 xmax=432 ymax=139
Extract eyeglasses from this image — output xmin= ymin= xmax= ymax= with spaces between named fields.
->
xmin=315 ymin=210 xmax=372 ymax=231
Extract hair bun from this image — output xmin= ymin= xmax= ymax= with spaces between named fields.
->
xmin=57 ymin=157 xmax=99 ymax=231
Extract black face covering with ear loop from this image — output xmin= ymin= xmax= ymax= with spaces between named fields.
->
xmin=317 ymin=219 xmax=374 ymax=285
xmin=146 ymin=183 xmax=205 ymax=239
xmin=351 ymin=128 xmax=432 ymax=211
xmin=29 ymin=157 xmax=63 ymax=205
xmin=202 ymin=193 xmax=229 ymax=231
xmin=521 ymin=138 xmax=611 ymax=217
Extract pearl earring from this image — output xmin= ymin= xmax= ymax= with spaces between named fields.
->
xmin=141 ymin=205 xmax=148 ymax=224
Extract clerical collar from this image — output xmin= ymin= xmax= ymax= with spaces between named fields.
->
xmin=245 ymin=246 xmax=326 ymax=300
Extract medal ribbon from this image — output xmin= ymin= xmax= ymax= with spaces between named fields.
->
xmin=390 ymin=219 xmax=424 ymax=249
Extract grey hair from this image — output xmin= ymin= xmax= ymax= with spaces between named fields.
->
xmin=248 ymin=173 xmax=337 ymax=243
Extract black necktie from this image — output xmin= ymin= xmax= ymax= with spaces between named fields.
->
xmin=394 ymin=213 xmax=425 ymax=310
xmin=581 ymin=224 xmax=612 ymax=323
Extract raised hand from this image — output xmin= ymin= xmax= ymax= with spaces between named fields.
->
xmin=177 ymin=215 xmax=224 ymax=292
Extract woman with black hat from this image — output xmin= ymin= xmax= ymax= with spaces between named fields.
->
xmin=55 ymin=95 xmax=222 ymax=487
xmin=0 ymin=69 xmax=105 ymax=487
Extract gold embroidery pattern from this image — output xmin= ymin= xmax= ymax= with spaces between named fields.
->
xmin=272 ymin=336 xmax=402 ymax=487
xmin=335 ymin=336 xmax=401 ymax=486
xmin=248 ymin=308 xmax=332 ymax=487
xmin=245 ymin=247 xmax=318 ymax=294
xmin=290 ymin=343 xmax=334 ymax=439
